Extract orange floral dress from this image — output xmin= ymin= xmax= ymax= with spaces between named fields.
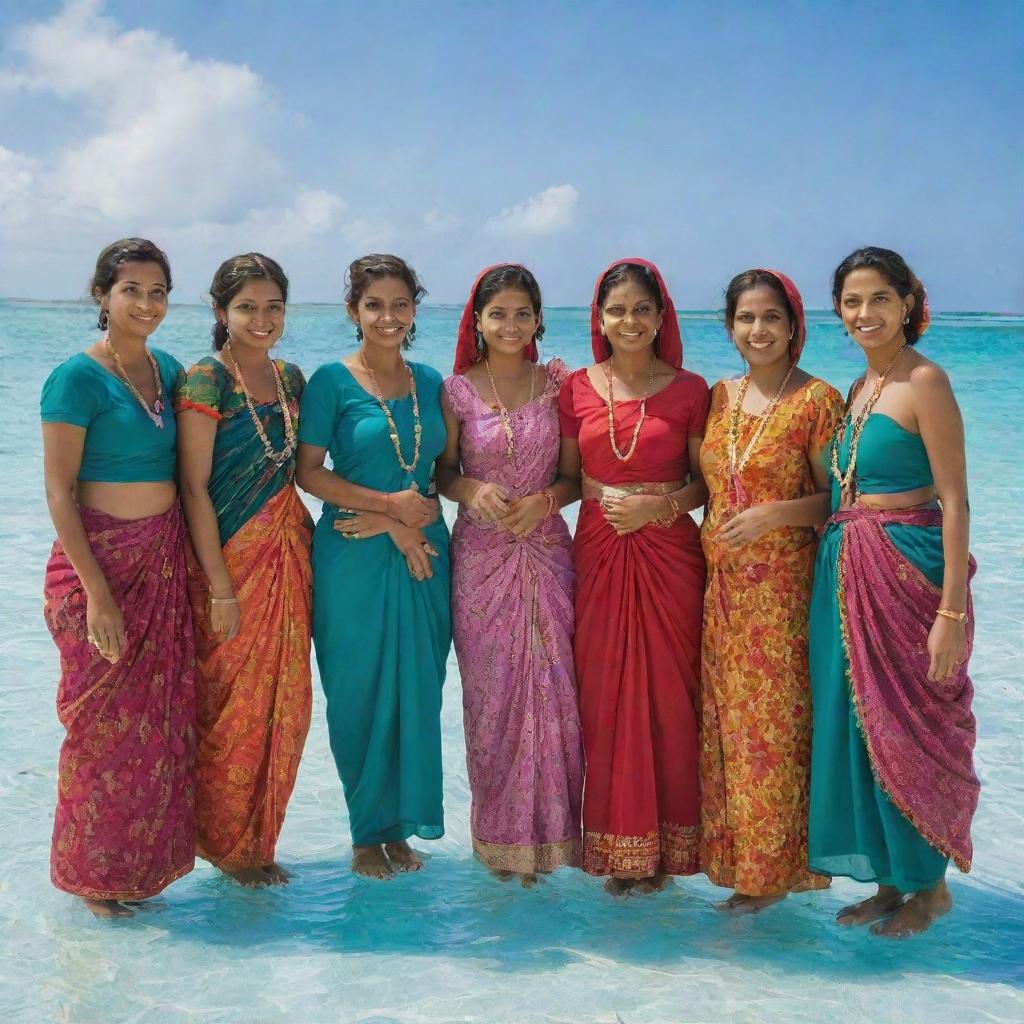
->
xmin=699 ymin=377 xmax=843 ymax=896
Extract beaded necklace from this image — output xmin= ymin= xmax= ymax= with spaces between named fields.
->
xmin=105 ymin=337 xmax=164 ymax=428
xmin=727 ymin=362 xmax=797 ymax=507
xmin=484 ymin=359 xmax=536 ymax=460
xmin=224 ymin=341 xmax=297 ymax=466
xmin=830 ymin=343 xmax=908 ymax=506
xmin=604 ymin=354 xmax=657 ymax=462
xmin=359 ymin=353 xmax=422 ymax=478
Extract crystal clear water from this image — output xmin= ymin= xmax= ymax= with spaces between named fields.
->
xmin=1 ymin=301 xmax=1021 ymax=1024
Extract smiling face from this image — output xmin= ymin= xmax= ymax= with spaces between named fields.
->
xmin=599 ymin=280 xmax=664 ymax=355
xmin=836 ymin=267 xmax=915 ymax=351
xmin=348 ymin=275 xmax=415 ymax=351
xmin=475 ymin=287 xmax=539 ymax=359
xmin=98 ymin=261 xmax=168 ymax=340
xmin=730 ymin=284 xmax=793 ymax=369
xmin=217 ymin=279 xmax=285 ymax=355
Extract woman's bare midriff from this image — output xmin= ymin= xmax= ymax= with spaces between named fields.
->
xmin=856 ymin=484 xmax=937 ymax=511
xmin=77 ymin=480 xmax=177 ymax=520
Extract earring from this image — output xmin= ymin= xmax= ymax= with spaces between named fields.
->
xmin=99 ymin=310 xmax=109 ymax=331
xmin=355 ymin=322 xmax=363 ymax=341
xmin=903 ymin=316 xmax=910 ymax=325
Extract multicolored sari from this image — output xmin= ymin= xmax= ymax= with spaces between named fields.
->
xmin=43 ymin=503 xmax=196 ymax=900
xmin=179 ymin=357 xmax=312 ymax=871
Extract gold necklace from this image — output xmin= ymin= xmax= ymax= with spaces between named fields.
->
xmin=484 ymin=359 xmax=536 ymax=459
xmin=105 ymin=337 xmax=164 ymax=428
xmin=224 ymin=341 xmax=297 ymax=466
xmin=830 ymin=343 xmax=908 ymax=506
xmin=727 ymin=362 xmax=797 ymax=507
xmin=605 ymin=354 xmax=657 ymax=462
xmin=360 ymin=353 xmax=422 ymax=476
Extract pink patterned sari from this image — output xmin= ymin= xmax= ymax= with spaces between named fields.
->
xmin=834 ymin=504 xmax=979 ymax=872
xmin=43 ymin=503 xmax=196 ymax=900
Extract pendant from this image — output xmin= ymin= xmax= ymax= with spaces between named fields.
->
xmin=730 ymin=471 xmax=749 ymax=509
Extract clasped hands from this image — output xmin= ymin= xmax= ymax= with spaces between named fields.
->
xmin=467 ymin=482 xmax=548 ymax=538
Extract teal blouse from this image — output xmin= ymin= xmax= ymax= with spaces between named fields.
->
xmin=831 ymin=412 xmax=934 ymax=498
xmin=40 ymin=349 xmax=185 ymax=482
xmin=177 ymin=356 xmax=305 ymax=545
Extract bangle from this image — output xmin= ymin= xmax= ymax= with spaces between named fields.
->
xmin=541 ymin=488 xmax=556 ymax=518
xmin=936 ymin=607 xmax=967 ymax=624
xmin=656 ymin=493 xmax=680 ymax=528
xmin=209 ymin=596 xmax=238 ymax=605
xmin=385 ymin=492 xmax=393 ymax=517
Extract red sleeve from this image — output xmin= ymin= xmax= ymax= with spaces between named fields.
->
xmin=557 ymin=371 xmax=581 ymax=439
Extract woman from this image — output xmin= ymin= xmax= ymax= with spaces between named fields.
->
xmin=437 ymin=264 xmax=583 ymax=886
xmin=178 ymin=253 xmax=312 ymax=888
xmin=40 ymin=238 xmax=195 ymax=918
xmin=558 ymin=258 xmax=709 ymax=895
xmin=809 ymin=246 xmax=979 ymax=938
xmin=699 ymin=269 xmax=843 ymax=913
xmin=296 ymin=254 xmax=450 ymax=880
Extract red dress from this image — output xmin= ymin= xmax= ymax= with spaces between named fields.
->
xmin=559 ymin=368 xmax=710 ymax=876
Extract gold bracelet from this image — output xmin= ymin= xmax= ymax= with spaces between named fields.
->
xmin=209 ymin=596 xmax=238 ymax=605
xmin=541 ymin=488 xmax=556 ymax=518
xmin=655 ymin=493 xmax=680 ymax=528
xmin=936 ymin=607 xmax=967 ymax=624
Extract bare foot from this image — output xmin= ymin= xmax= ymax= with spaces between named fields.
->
xmin=223 ymin=866 xmax=273 ymax=889
xmin=520 ymin=873 xmax=539 ymax=889
xmin=81 ymin=898 xmax=133 ymax=919
xmin=384 ymin=840 xmax=424 ymax=873
xmin=836 ymin=885 xmax=903 ymax=927
xmin=262 ymin=862 xmax=291 ymax=885
xmin=716 ymin=891 xmax=788 ymax=915
xmin=352 ymin=845 xmax=395 ymax=879
xmin=632 ymin=870 xmax=671 ymax=896
xmin=871 ymin=882 xmax=952 ymax=939
xmin=604 ymin=877 xmax=637 ymax=897
xmin=491 ymin=869 xmax=515 ymax=883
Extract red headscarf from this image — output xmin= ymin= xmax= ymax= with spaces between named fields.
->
xmin=753 ymin=268 xmax=806 ymax=363
xmin=453 ymin=263 xmax=540 ymax=375
xmin=590 ymin=258 xmax=683 ymax=368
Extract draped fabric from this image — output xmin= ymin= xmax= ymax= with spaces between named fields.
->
xmin=180 ymin=356 xmax=313 ymax=871
xmin=299 ymin=360 xmax=451 ymax=847
xmin=445 ymin=361 xmax=583 ymax=874
xmin=43 ymin=503 xmax=196 ymax=900
xmin=698 ymin=378 xmax=843 ymax=895
xmin=809 ymin=413 xmax=979 ymax=892
xmin=558 ymin=367 xmax=709 ymax=876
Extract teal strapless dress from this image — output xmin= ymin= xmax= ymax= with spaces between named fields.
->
xmin=808 ymin=413 xmax=948 ymax=892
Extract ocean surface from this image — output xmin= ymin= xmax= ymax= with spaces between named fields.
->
xmin=0 ymin=300 xmax=1021 ymax=1024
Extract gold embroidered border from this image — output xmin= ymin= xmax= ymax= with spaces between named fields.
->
xmin=473 ymin=837 xmax=581 ymax=874
xmin=583 ymin=823 xmax=699 ymax=877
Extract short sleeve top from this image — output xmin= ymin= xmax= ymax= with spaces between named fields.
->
xmin=40 ymin=349 xmax=185 ymax=482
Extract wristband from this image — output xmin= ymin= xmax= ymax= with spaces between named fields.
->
xmin=935 ymin=608 xmax=967 ymax=624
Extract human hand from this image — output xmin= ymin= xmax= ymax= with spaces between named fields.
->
xmin=927 ymin=615 xmax=967 ymax=682
xmin=499 ymin=493 xmax=548 ymax=538
xmin=85 ymin=588 xmax=125 ymax=663
xmin=388 ymin=522 xmax=440 ymax=581
xmin=335 ymin=510 xmax=393 ymax=541
xmin=209 ymin=592 xmax=241 ymax=644
xmin=602 ymin=494 xmax=666 ymax=536
xmin=388 ymin=488 xmax=435 ymax=528
xmin=716 ymin=503 xmax=780 ymax=548
xmin=467 ymin=481 xmax=511 ymax=523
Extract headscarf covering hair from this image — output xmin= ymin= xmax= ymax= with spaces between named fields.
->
xmin=754 ymin=268 xmax=806 ymax=363
xmin=454 ymin=263 xmax=539 ymax=375
xmin=590 ymin=258 xmax=683 ymax=368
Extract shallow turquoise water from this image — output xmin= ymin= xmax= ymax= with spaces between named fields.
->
xmin=1 ymin=301 xmax=1021 ymax=1024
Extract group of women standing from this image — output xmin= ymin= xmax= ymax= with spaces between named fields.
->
xmin=39 ymin=237 xmax=979 ymax=942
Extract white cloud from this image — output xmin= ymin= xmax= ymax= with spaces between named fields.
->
xmin=0 ymin=0 xmax=361 ymax=246
xmin=423 ymin=208 xmax=461 ymax=233
xmin=485 ymin=184 xmax=578 ymax=237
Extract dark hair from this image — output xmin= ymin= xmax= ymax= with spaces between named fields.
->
xmin=209 ymin=253 xmax=289 ymax=351
xmin=595 ymin=262 xmax=663 ymax=313
xmin=90 ymin=238 xmax=172 ymax=330
xmin=345 ymin=253 xmax=426 ymax=349
xmin=831 ymin=246 xmax=928 ymax=344
xmin=472 ymin=264 xmax=546 ymax=345
xmin=723 ymin=269 xmax=795 ymax=333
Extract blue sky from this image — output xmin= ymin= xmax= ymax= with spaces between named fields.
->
xmin=1 ymin=0 xmax=1021 ymax=310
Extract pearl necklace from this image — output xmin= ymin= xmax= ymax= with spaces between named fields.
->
xmin=105 ymin=337 xmax=164 ymax=428
xmin=727 ymin=363 xmax=797 ymax=507
xmin=360 ymin=353 xmax=422 ymax=477
xmin=484 ymin=359 xmax=536 ymax=460
xmin=224 ymin=341 xmax=297 ymax=466
xmin=604 ymin=354 xmax=657 ymax=462
xmin=830 ymin=344 xmax=909 ymax=506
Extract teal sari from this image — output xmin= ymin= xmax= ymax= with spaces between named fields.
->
xmin=298 ymin=361 xmax=451 ymax=846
